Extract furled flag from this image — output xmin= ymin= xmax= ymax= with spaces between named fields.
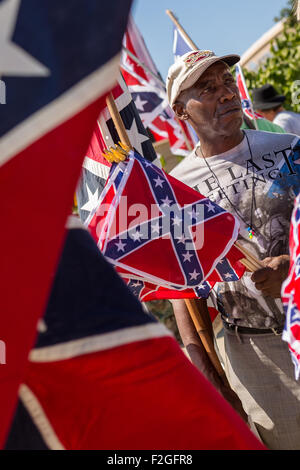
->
xmin=121 ymin=15 xmax=196 ymax=156
xmin=172 ymin=23 xmax=192 ymax=61
xmin=282 ymin=196 xmax=300 ymax=379
xmin=171 ymin=22 xmax=199 ymax=147
xmin=281 ymin=140 xmax=300 ymax=379
xmin=76 ymin=75 xmax=158 ymax=224
xmin=5 ymin=221 xmax=265 ymax=450
xmin=235 ymin=63 xmax=262 ymax=124
xmin=86 ymin=150 xmax=245 ymax=300
xmin=0 ymin=0 xmax=132 ymax=448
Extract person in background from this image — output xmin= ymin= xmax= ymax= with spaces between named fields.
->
xmin=253 ymin=84 xmax=300 ymax=135
xmin=242 ymin=112 xmax=285 ymax=133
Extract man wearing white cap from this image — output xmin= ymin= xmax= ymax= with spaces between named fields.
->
xmin=167 ymin=50 xmax=300 ymax=449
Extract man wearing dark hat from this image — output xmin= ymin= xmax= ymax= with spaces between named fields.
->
xmin=253 ymin=84 xmax=300 ymax=135
xmin=167 ymin=50 xmax=300 ymax=449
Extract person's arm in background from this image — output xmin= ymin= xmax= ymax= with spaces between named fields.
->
xmin=172 ymin=298 xmax=248 ymax=422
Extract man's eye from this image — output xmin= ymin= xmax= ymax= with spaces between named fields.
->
xmin=203 ymin=86 xmax=215 ymax=94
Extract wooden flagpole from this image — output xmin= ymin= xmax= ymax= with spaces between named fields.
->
xmin=166 ymin=10 xmax=198 ymax=50
xmin=165 ymin=10 xmax=196 ymax=152
xmin=106 ymin=92 xmax=132 ymax=148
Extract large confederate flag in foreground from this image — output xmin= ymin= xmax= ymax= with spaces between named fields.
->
xmin=0 ymin=0 xmax=132 ymax=447
xmin=5 ymin=223 xmax=265 ymax=450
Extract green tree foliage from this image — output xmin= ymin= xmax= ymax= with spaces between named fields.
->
xmin=274 ymin=0 xmax=297 ymax=24
xmin=242 ymin=1 xmax=300 ymax=112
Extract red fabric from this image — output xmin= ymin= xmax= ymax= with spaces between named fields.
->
xmin=24 ymin=336 xmax=265 ymax=450
xmin=0 ymin=94 xmax=108 ymax=447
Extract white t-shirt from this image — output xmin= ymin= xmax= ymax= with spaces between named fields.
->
xmin=170 ymin=129 xmax=300 ymax=328
xmin=274 ymin=110 xmax=300 ymax=136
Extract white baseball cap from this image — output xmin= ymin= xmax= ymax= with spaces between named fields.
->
xmin=166 ymin=50 xmax=240 ymax=107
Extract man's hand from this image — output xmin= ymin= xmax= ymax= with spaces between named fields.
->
xmin=251 ymin=255 xmax=290 ymax=298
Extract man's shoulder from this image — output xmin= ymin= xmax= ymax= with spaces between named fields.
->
xmin=246 ymin=128 xmax=299 ymax=146
xmin=274 ymin=110 xmax=300 ymax=125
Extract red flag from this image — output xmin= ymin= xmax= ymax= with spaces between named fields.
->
xmin=0 ymin=0 xmax=132 ymax=447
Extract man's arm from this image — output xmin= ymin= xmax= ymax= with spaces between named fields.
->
xmin=251 ymin=255 xmax=290 ymax=298
xmin=171 ymin=299 xmax=248 ymax=422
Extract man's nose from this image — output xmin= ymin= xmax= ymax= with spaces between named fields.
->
xmin=219 ymin=85 xmax=236 ymax=103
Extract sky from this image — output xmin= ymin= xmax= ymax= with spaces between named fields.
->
xmin=132 ymin=0 xmax=287 ymax=80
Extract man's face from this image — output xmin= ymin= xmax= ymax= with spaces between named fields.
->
xmin=174 ymin=61 xmax=243 ymax=137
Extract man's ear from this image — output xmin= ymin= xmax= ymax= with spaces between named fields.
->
xmin=173 ymin=102 xmax=188 ymax=121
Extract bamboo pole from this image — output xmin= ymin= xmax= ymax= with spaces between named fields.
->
xmin=166 ymin=10 xmax=198 ymax=50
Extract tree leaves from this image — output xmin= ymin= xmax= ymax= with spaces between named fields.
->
xmin=242 ymin=20 xmax=300 ymax=113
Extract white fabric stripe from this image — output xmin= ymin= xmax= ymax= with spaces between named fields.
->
xmin=0 ymin=54 xmax=120 ymax=168
xmin=29 ymin=323 xmax=172 ymax=363
xmin=82 ymin=155 xmax=110 ymax=180
xmin=19 ymin=384 xmax=65 ymax=450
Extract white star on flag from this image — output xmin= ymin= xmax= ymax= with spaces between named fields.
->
xmin=189 ymin=269 xmax=200 ymax=280
xmin=188 ymin=208 xmax=200 ymax=220
xmin=182 ymin=251 xmax=193 ymax=262
xmin=132 ymin=281 xmax=142 ymax=287
xmin=127 ymin=118 xmax=149 ymax=155
xmin=172 ymin=215 xmax=182 ymax=226
xmin=161 ymin=195 xmax=173 ymax=207
xmin=0 ymin=0 xmax=50 ymax=77
xmin=153 ymin=176 xmax=165 ymax=188
xmin=206 ymin=200 xmax=216 ymax=213
xmin=131 ymin=230 xmax=142 ymax=241
xmin=134 ymin=95 xmax=147 ymax=112
xmin=80 ymin=184 xmax=99 ymax=213
xmin=115 ymin=239 xmax=126 ymax=252
xmin=176 ymin=234 xmax=188 ymax=245
xmin=224 ymin=272 xmax=233 ymax=279
xmin=151 ymin=222 xmax=160 ymax=234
